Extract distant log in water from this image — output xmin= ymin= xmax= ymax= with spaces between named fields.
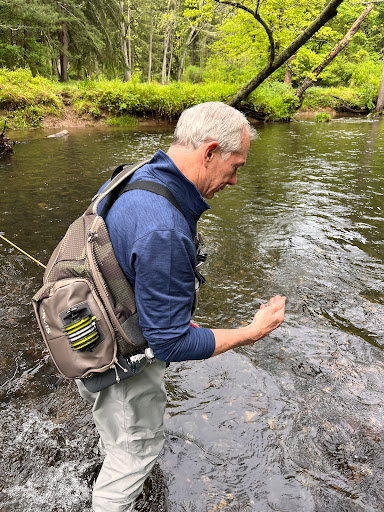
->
xmin=0 ymin=122 xmax=15 ymax=157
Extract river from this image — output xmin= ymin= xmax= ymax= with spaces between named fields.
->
xmin=0 ymin=117 xmax=383 ymax=512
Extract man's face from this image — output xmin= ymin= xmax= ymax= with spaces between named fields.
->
xmin=201 ymin=132 xmax=250 ymax=200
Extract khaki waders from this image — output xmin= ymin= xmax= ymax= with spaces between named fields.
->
xmin=77 ymin=359 xmax=167 ymax=512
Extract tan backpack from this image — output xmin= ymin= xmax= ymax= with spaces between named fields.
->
xmin=32 ymin=160 xmax=186 ymax=379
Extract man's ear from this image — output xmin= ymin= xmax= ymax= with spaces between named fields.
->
xmin=204 ymin=141 xmax=219 ymax=163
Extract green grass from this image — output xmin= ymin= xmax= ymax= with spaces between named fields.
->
xmin=300 ymin=86 xmax=370 ymax=112
xmin=314 ymin=112 xmax=331 ymax=122
xmin=107 ymin=114 xmax=137 ymax=126
xmin=73 ymin=79 xmax=239 ymax=119
xmin=0 ymin=67 xmax=64 ymax=128
xmin=0 ymin=68 xmax=380 ymax=129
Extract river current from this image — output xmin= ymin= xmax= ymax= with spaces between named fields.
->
xmin=0 ymin=117 xmax=383 ymax=511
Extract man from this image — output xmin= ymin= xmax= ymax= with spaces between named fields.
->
xmin=77 ymin=102 xmax=286 ymax=512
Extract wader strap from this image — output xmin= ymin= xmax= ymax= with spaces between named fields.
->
xmin=120 ymin=181 xmax=185 ymax=218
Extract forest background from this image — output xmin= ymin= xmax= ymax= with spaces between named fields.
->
xmin=1 ymin=0 xmax=384 ymax=128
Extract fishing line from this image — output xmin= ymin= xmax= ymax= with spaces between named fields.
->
xmin=0 ymin=234 xmax=46 ymax=269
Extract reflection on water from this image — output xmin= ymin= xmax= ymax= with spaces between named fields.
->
xmin=0 ymin=119 xmax=383 ymax=511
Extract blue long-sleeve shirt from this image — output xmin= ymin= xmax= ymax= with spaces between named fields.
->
xmin=99 ymin=149 xmax=216 ymax=362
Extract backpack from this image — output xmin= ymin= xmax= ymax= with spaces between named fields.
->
xmin=32 ymin=160 xmax=187 ymax=380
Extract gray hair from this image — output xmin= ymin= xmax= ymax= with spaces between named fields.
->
xmin=172 ymin=101 xmax=256 ymax=155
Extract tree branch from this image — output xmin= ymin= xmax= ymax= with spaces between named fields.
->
xmin=214 ymin=0 xmax=275 ymax=70
xmin=296 ymin=3 xmax=374 ymax=103
xmin=228 ymin=0 xmax=346 ymax=106
xmin=255 ymin=12 xmax=275 ymax=64
xmin=213 ymin=0 xmax=255 ymax=17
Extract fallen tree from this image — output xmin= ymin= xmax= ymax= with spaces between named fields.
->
xmin=295 ymin=3 xmax=375 ymax=106
xmin=213 ymin=0 xmax=346 ymax=107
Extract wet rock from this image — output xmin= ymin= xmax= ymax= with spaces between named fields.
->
xmin=47 ymin=130 xmax=69 ymax=138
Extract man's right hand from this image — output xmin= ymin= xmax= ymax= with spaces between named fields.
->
xmin=245 ymin=295 xmax=286 ymax=344
xmin=211 ymin=295 xmax=286 ymax=357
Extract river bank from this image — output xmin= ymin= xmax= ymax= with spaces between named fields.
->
xmin=0 ymin=68 xmax=379 ymax=131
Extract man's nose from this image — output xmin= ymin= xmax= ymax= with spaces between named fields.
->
xmin=228 ymin=174 xmax=237 ymax=186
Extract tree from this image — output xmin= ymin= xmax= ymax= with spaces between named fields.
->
xmin=212 ymin=0 xmax=346 ymax=106
xmin=295 ymin=3 xmax=375 ymax=104
xmin=376 ymin=62 xmax=384 ymax=113
xmin=161 ymin=0 xmax=180 ymax=84
xmin=119 ymin=0 xmax=131 ymax=81
xmin=148 ymin=0 xmax=154 ymax=81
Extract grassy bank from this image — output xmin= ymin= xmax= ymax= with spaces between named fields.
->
xmin=0 ymin=68 xmax=64 ymax=128
xmin=0 ymin=68 xmax=379 ymax=130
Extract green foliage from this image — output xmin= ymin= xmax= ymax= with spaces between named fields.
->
xmin=0 ymin=0 xmax=383 ymax=115
xmin=107 ymin=114 xmax=137 ymax=126
xmin=314 ymin=112 xmax=331 ymax=122
xmin=73 ymin=78 xmax=238 ymax=119
xmin=0 ymin=68 xmax=64 ymax=127
xmin=0 ymin=68 xmax=63 ymax=108
xmin=301 ymin=86 xmax=371 ymax=111
xmin=246 ymin=82 xmax=300 ymax=120
xmin=73 ymin=99 xmax=102 ymax=119
xmin=181 ymin=66 xmax=203 ymax=83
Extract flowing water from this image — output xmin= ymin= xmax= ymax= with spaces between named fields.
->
xmin=0 ymin=118 xmax=383 ymax=512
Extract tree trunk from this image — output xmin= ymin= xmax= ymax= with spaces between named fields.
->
xmin=284 ymin=55 xmax=296 ymax=85
xmin=148 ymin=0 xmax=153 ymax=82
xmin=162 ymin=0 xmax=172 ymax=84
xmin=296 ymin=3 xmax=374 ymax=104
xmin=120 ymin=0 xmax=131 ymax=81
xmin=191 ymin=33 xmax=197 ymax=66
xmin=94 ymin=56 xmax=99 ymax=81
xmin=167 ymin=27 xmax=175 ymax=84
xmin=224 ymin=0 xmax=345 ymax=107
xmin=161 ymin=30 xmax=170 ymax=84
xmin=59 ymin=21 xmax=68 ymax=82
xmin=127 ymin=0 xmax=133 ymax=76
xmin=375 ymin=62 xmax=384 ymax=114
xmin=177 ymin=25 xmax=198 ymax=81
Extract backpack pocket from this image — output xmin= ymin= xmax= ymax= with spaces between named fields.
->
xmin=33 ymin=278 xmax=117 ymax=379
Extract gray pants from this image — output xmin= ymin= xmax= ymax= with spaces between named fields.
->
xmin=76 ymin=360 xmax=167 ymax=512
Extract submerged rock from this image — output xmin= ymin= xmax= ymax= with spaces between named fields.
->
xmin=47 ymin=129 xmax=69 ymax=138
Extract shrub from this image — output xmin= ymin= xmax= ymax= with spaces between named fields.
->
xmin=301 ymin=86 xmax=371 ymax=111
xmin=181 ymin=66 xmax=203 ymax=83
xmin=314 ymin=112 xmax=331 ymax=122
xmin=246 ymin=82 xmax=300 ymax=120
xmin=107 ymin=114 xmax=137 ymax=126
xmin=0 ymin=67 xmax=64 ymax=127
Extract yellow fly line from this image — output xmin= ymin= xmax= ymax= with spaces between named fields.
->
xmin=0 ymin=234 xmax=46 ymax=269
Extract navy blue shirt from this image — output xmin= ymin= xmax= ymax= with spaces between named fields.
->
xmin=100 ymin=150 xmax=216 ymax=362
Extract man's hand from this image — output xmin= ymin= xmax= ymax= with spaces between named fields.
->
xmin=245 ymin=295 xmax=286 ymax=344
xmin=211 ymin=295 xmax=286 ymax=357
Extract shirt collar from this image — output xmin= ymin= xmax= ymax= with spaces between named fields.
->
xmin=146 ymin=149 xmax=210 ymax=232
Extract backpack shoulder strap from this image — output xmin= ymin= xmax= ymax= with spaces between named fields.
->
xmin=97 ymin=162 xmax=186 ymax=221
xmin=87 ymin=161 xmax=148 ymax=217
xmin=119 ymin=180 xmax=185 ymax=219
